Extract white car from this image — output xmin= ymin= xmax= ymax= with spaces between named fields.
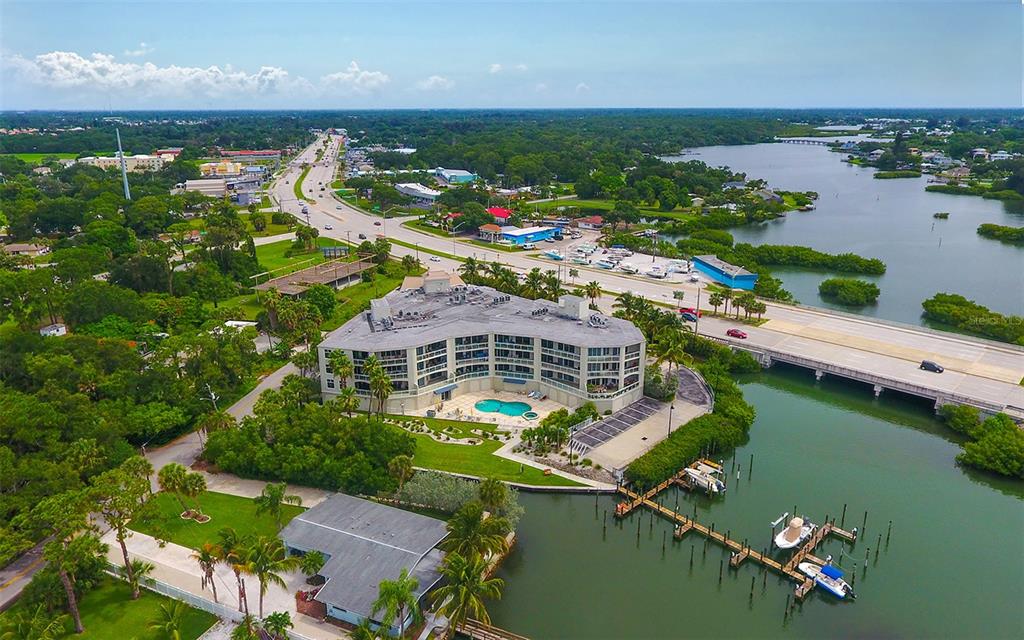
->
xmin=429 ymin=256 xmax=442 ymax=263
xmin=324 ymin=224 xmax=333 ymax=230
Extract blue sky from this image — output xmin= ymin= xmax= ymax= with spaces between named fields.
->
xmin=1 ymin=1 xmax=1021 ymax=109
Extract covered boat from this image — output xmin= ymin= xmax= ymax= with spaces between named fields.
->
xmin=774 ymin=517 xmax=815 ymax=549
xmin=798 ymin=562 xmax=856 ymax=599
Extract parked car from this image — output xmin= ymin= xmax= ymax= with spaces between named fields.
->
xmin=680 ymin=312 xmax=698 ymax=322
xmin=545 ymin=238 xmax=556 ymax=243
xmin=336 ymin=205 xmax=343 ymax=210
xmin=920 ymin=360 xmax=944 ymax=373
xmin=358 ymin=233 xmax=367 ymax=240
xmin=726 ymin=328 xmax=748 ymax=339
xmin=374 ymin=221 xmax=382 ymax=226
xmin=679 ymin=307 xmax=703 ymax=317
xmin=324 ymin=224 xmax=333 ymax=230
xmin=429 ymin=256 xmax=442 ymax=263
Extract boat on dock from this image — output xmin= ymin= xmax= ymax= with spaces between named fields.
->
xmin=798 ymin=562 xmax=856 ymax=599
xmin=646 ymin=265 xmax=667 ymax=279
xmin=775 ymin=517 xmax=816 ymax=549
xmin=595 ymin=259 xmax=615 ymax=269
xmin=619 ymin=262 xmax=639 ymax=274
xmin=682 ymin=464 xmax=726 ymax=494
xmin=570 ymin=256 xmax=589 ymax=265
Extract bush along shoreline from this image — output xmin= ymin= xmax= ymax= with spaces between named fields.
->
xmin=921 ymin=293 xmax=1024 ymax=346
xmin=938 ymin=406 xmax=1024 ymax=479
xmin=818 ymin=277 xmax=881 ymax=306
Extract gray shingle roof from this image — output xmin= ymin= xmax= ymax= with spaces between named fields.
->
xmin=280 ymin=494 xmax=448 ymax=621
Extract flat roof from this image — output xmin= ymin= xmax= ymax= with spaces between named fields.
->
xmin=280 ymin=494 xmax=447 ymax=622
xmin=502 ymin=226 xmax=555 ymax=237
xmin=396 ymin=183 xmax=441 ymax=197
xmin=320 ymin=278 xmax=644 ymax=352
xmin=693 ymin=255 xmax=755 ymax=278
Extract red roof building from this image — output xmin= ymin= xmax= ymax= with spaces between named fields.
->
xmin=487 ymin=207 xmax=513 ymax=222
xmin=576 ymin=215 xmax=604 ymax=229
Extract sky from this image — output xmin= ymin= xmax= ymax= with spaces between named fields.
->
xmin=1 ymin=1 xmax=1021 ymax=110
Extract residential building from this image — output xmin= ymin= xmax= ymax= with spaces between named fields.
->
xmin=39 ymin=323 xmax=67 ymax=337
xmin=78 ymin=154 xmax=165 ymax=172
xmin=576 ymin=215 xmax=604 ymax=229
xmin=691 ymin=255 xmax=759 ymax=290
xmin=722 ymin=180 xmax=747 ymax=190
xmin=434 ymin=167 xmax=479 ymax=184
xmin=753 ymin=189 xmax=782 ymax=203
xmin=501 ymin=225 xmax=557 ymax=245
xmin=2 ymin=242 xmax=49 ymax=257
xmin=487 ymin=207 xmax=513 ymax=223
xmin=990 ymin=150 xmax=1012 ymax=162
xmin=32 ymin=166 xmax=52 ymax=176
xmin=199 ymin=161 xmax=243 ymax=176
xmin=155 ymin=147 xmax=183 ymax=160
xmin=867 ymin=149 xmax=886 ymax=161
xmin=970 ymin=148 xmax=990 ymax=161
xmin=282 ymin=493 xmax=447 ymax=636
xmin=395 ymin=183 xmax=440 ymax=207
xmin=318 ymin=271 xmax=646 ymax=413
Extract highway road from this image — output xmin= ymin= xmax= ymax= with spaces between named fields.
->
xmin=269 ymin=135 xmax=1024 ymax=417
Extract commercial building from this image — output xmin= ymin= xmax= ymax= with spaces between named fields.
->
xmin=500 ymin=225 xmax=557 ymax=245
xmin=691 ymin=255 xmax=759 ymax=290
xmin=219 ymin=149 xmax=281 ymax=161
xmin=478 ymin=223 xmax=503 ymax=242
xmin=78 ymin=154 xmax=165 ymax=172
xmin=182 ymin=178 xmax=228 ymax=198
xmin=199 ymin=161 xmax=243 ymax=176
xmin=318 ymin=271 xmax=646 ymax=413
xmin=395 ymin=183 xmax=441 ymax=207
xmin=487 ymin=207 xmax=513 ymax=223
xmin=282 ymin=493 xmax=447 ymax=635
xmin=575 ymin=215 xmax=604 ymax=229
xmin=434 ymin=167 xmax=478 ymax=184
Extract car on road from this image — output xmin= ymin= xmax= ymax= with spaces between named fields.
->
xmin=324 ymin=224 xmax=333 ymax=230
xmin=920 ymin=360 xmax=944 ymax=373
xmin=679 ymin=307 xmax=703 ymax=317
xmin=358 ymin=233 xmax=367 ymax=239
xmin=336 ymin=206 xmax=343 ymax=210
xmin=680 ymin=312 xmax=698 ymax=323
xmin=545 ymin=238 xmax=556 ymax=243
xmin=429 ymin=256 xmax=442 ymax=262
xmin=374 ymin=221 xmax=382 ymax=226
xmin=726 ymin=328 xmax=748 ymax=339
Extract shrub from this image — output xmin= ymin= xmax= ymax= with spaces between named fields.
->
xmin=819 ymin=278 xmax=881 ymax=306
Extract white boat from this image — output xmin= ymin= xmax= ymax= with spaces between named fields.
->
xmin=683 ymin=467 xmax=726 ymax=493
xmin=646 ymin=265 xmax=667 ymax=279
xmin=595 ymin=259 xmax=615 ymax=269
xmin=775 ymin=517 xmax=816 ymax=550
xmin=543 ymin=249 xmax=564 ymax=261
xmin=798 ymin=562 xmax=855 ymax=599
xmin=571 ymin=257 xmax=589 ymax=265
xmin=667 ymin=260 xmax=690 ymax=273
xmin=619 ymin=262 xmax=639 ymax=274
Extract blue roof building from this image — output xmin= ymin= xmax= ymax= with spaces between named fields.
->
xmin=500 ymin=225 xmax=557 ymax=245
xmin=435 ymin=167 xmax=478 ymax=184
xmin=692 ymin=255 xmax=759 ymax=290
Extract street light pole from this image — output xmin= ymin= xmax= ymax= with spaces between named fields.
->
xmin=668 ymin=403 xmax=675 ymax=435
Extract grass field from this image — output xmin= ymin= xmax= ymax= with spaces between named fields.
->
xmin=0 ymin=577 xmax=217 ymax=640
xmin=404 ymin=220 xmax=453 ymax=238
xmin=1 ymin=152 xmax=79 ymax=164
xmin=254 ymin=236 xmax=345 ymax=273
xmin=463 ymin=239 xmax=524 ymax=253
xmin=129 ymin=490 xmax=305 ymax=550
xmin=240 ymin=212 xmax=293 ymax=237
xmin=320 ymin=264 xmax=414 ymax=331
xmin=409 ymin=433 xmax=582 ymax=486
xmin=529 ymin=197 xmax=698 ymax=222
xmin=294 ymin=166 xmax=311 ymax=202
xmin=388 ymin=236 xmax=464 ymax=262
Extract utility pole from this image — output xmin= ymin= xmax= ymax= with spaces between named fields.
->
xmin=116 ymin=128 xmax=131 ymax=201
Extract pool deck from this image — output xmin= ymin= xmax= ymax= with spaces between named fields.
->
xmin=411 ymin=390 xmax=566 ymax=429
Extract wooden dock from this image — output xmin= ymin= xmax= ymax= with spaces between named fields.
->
xmin=615 ymin=471 xmax=857 ymax=600
xmin=459 ymin=618 xmax=531 ymax=640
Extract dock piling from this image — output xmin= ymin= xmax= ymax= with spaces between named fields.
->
xmin=862 ymin=510 xmax=868 ymax=532
xmin=841 ymin=503 xmax=847 ymax=527
xmin=690 ymin=544 xmax=694 ymax=567
xmin=886 ymin=520 xmax=892 ymax=545
xmin=719 ymin=559 xmax=723 ymax=584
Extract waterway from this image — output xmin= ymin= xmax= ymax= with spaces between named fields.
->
xmin=489 ymin=368 xmax=1024 ymax=639
xmin=661 ymin=143 xmax=1024 ymax=325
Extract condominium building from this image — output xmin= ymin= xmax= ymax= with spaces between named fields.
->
xmin=317 ymin=271 xmax=646 ymax=413
xmin=78 ymin=153 xmax=165 ymax=172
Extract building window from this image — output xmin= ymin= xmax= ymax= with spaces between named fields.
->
xmin=326 ymin=378 xmax=336 ymax=389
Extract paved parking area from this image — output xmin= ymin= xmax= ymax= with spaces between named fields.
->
xmin=571 ymin=397 xmax=663 ymax=451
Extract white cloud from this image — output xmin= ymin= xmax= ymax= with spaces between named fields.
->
xmin=123 ymin=42 xmax=154 ymax=57
xmin=534 ymin=82 xmax=548 ymax=92
xmin=575 ymin=82 xmax=591 ymax=94
xmin=415 ymin=75 xmax=454 ymax=91
xmin=489 ymin=63 xmax=503 ymax=74
xmin=320 ymin=61 xmax=390 ymax=94
xmin=514 ymin=63 xmax=528 ymax=72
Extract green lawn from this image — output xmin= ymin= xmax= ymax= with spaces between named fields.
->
xmin=320 ymin=265 xmax=413 ymax=331
xmin=0 ymin=577 xmax=216 ymax=640
xmin=1 ymin=152 xmax=79 ymax=164
xmin=404 ymin=220 xmax=453 ymax=238
xmin=254 ymin=237 xmax=345 ymax=274
xmin=129 ymin=490 xmax=305 ymax=551
xmin=529 ymin=197 xmax=698 ymax=222
xmin=464 ymin=239 xmax=524 ymax=253
xmin=239 ymin=212 xmax=293 ymax=237
xmin=388 ymin=237 xmax=464 ymax=262
xmin=409 ymin=433 xmax=582 ymax=487
xmin=294 ymin=166 xmax=311 ymax=202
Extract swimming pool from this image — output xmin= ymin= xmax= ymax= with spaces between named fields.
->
xmin=475 ymin=399 xmax=533 ymax=417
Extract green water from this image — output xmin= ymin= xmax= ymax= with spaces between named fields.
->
xmin=489 ymin=368 xmax=1024 ymax=639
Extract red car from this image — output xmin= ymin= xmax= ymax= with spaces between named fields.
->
xmin=726 ymin=329 xmax=748 ymax=339
xmin=678 ymin=307 xmax=703 ymax=317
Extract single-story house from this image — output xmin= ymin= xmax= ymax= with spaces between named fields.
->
xmin=2 ymin=242 xmax=49 ymax=257
xmin=691 ymin=255 xmax=759 ymax=290
xmin=478 ymin=223 xmax=503 ymax=241
xmin=867 ymin=149 xmax=886 ymax=161
xmin=500 ymin=225 xmax=557 ymax=245
xmin=487 ymin=207 xmax=513 ymax=223
xmin=281 ymin=493 xmax=448 ymax=635
xmin=990 ymin=150 xmax=1012 ymax=162
xmin=575 ymin=215 xmax=604 ymax=230
xmin=39 ymin=323 xmax=67 ymax=337
xmin=32 ymin=166 xmax=52 ymax=176
xmin=722 ymin=180 xmax=747 ymax=190
xmin=753 ymin=189 xmax=782 ymax=203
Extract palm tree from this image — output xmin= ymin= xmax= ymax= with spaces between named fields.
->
xmin=192 ymin=543 xmax=221 ymax=603
xmin=262 ymin=612 xmax=294 ymax=640
xmin=351 ymin=619 xmax=380 ymax=640
xmin=583 ymin=281 xmax=602 ymax=306
xmin=253 ymin=482 xmax=303 ymax=531
xmin=217 ymin=527 xmax=250 ymax=614
xmin=477 ymin=478 xmax=508 ymax=515
xmin=127 ymin=559 xmax=154 ymax=598
xmin=751 ymin=300 xmax=768 ymax=320
xmin=299 ymin=550 xmax=326 ymax=578
xmin=401 ymin=254 xmax=421 ymax=274
xmin=157 ymin=463 xmax=189 ymax=514
xmin=334 ymin=387 xmax=360 ymax=417
xmin=230 ymin=615 xmax=260 ymax=640
xmin=0 ymin=604 xmax=68 ymax=640
xmin=653 ymin=329 xmax=692 ymax=373
xmin=181 ymin=472 xmax=207 ymax=517
xmin=431 ymin=553 xmax=504 ymax=635
xmin=388 ymin=455 xmax=414 ymax=495
xmin=148 ymin=600 xmax=189 ymax=640
xmin=242 ymin=536 xmax=300 ymax=618
xmin=442 ymin=502 xmax=510 ymax=560
xmin=522 ymin=268 xmax=544 ymax=299
xmin=291 ymin=349 xmax=319 ymax=378
xmin=707 ymin=292 xmax=724 ymax=315
xmin=327 ymin=350 xmax=354 ymax=388
xmin=720 ymin=289 xmax=733 ymax=316
xmin=568 ymin=268 xmax=580 ymax=284
xmin=542 ymin=270 xmax=562 ymax=301
xmin=458 ymin=256 xmax=481 ymax=283
xmin=369 ymin=368 xmax=393 ymax=417
xmin=372 ymin=568 xmax=421 ymax=638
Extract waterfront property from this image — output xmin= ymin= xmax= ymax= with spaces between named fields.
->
xmin=281 ymin=493 xmax=447 ymax=635
xmin=501 ymin=225 xmax=558 ymax=245
xmin=317 ymin=271 xmax=646 ymax=413
xmin=691 ymin=255 xmax=759 ymax=290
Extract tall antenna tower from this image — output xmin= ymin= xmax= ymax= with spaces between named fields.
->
xmin=116 ymin=127 xmax=131 ymax=200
